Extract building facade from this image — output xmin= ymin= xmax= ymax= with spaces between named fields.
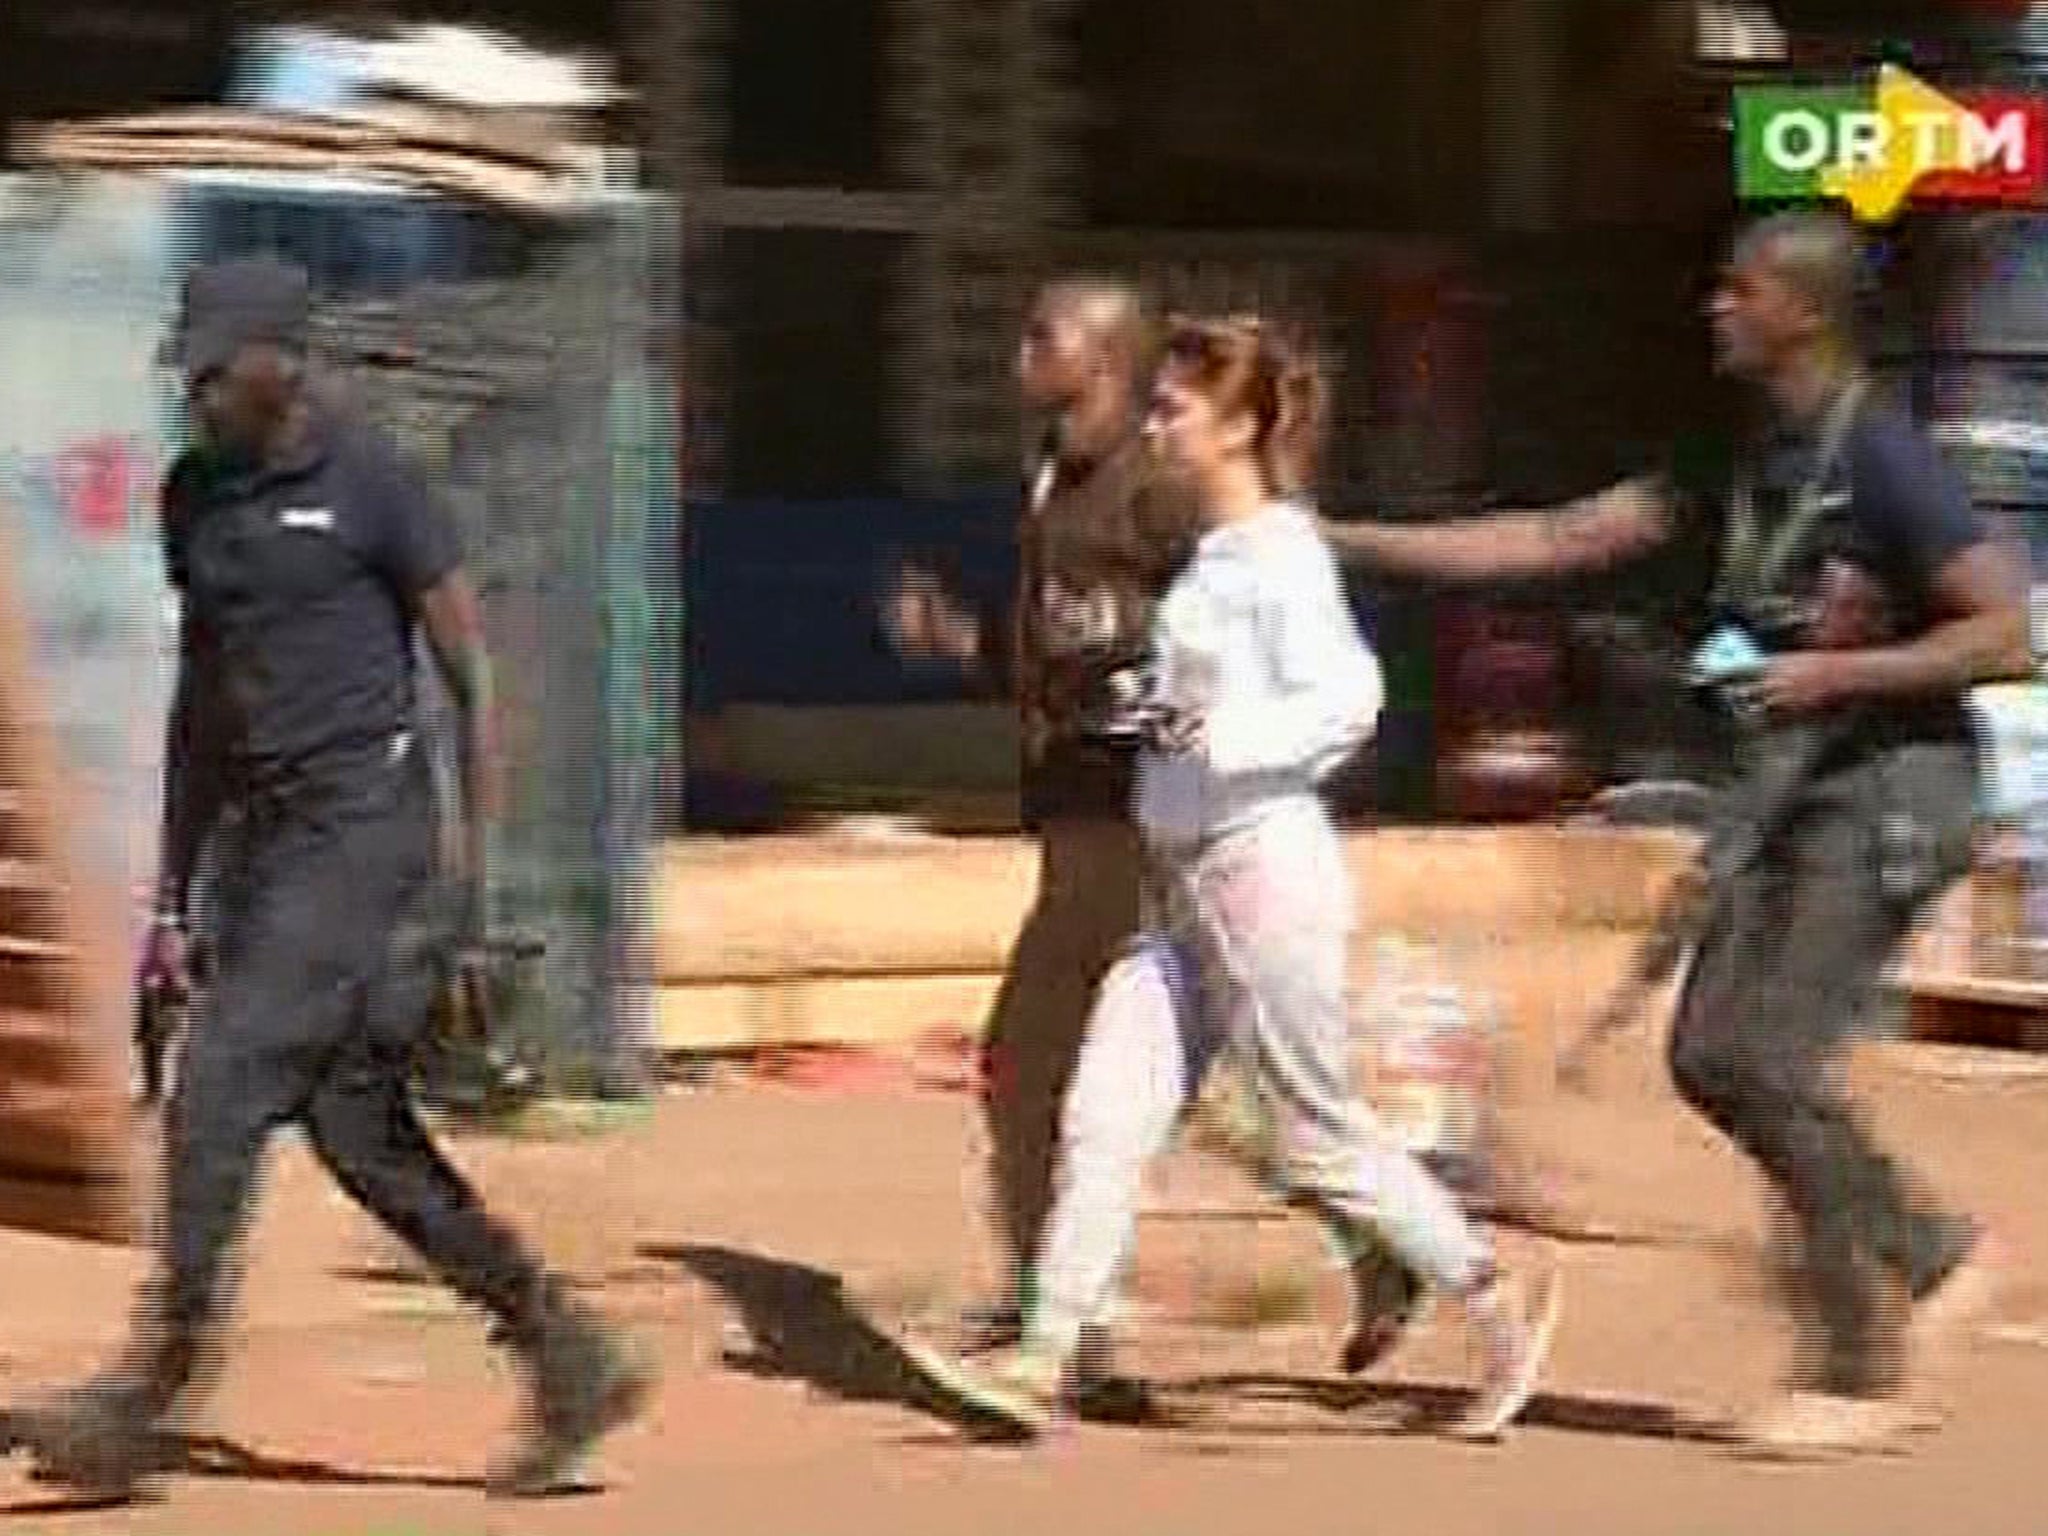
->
xmin=5 ymin=0 xmax=2038 ymax=824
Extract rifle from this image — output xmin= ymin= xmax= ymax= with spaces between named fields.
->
xmin=134 ymin=933 xmax=212 ymax=1109
xmin=1556 ymin=557 xmax=1891 ymax=1089
xmin=134 ymin=975 xmax=187 ymax=1109
xmin=421 ymin=926 xmax=546 ymax=1113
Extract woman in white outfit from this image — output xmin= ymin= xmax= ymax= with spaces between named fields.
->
xmin=909 ymin=314 xmax=1561 ymax=1441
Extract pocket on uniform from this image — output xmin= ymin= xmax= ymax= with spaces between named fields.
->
xmin=1869 ymin=742 xmax=1978 ymax=919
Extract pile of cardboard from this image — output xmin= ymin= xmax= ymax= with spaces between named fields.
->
xmin=15 ymin=23 xmax=628 ymax=217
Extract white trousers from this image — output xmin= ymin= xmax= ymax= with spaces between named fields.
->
xmin=1027 ymin=807 xmax=1491 ymax=1359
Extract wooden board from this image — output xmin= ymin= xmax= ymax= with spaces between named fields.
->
xmin=656 ymin=825 xmax=1701 ymax=985
xmin=1899 ymin=860 xmax=2048 ymax=1019
xmin=654 ymin=826 xmax=1702 ymax=1055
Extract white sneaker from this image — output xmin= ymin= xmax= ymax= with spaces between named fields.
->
xmin=899 ymin=1336 xmax=1064 ymax=1439
xmin=1450 ymin=1255 xmax=1563 ymax=1443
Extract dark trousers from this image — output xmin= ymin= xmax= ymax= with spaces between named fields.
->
xmin=152 ymin=742 xmax=542 ymax=1383
xmin=1668 ymin=737 xmax=1979 ymax=1396
xmin=981 ymin=817 xmax=1145 ymax=1304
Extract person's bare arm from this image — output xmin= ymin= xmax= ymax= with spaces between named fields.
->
xmin=1854 ymin=541 xmax=2034 ymax=694
xmin=1762 ymin=540 xmax=2034 ymax=715
xmin=416 ymin=571 xmax=500 ymax=936
xmin=154 ymin=619 xmax=227 ymax=926
xmin=1318 ymin=478 xmax=1673 ymax=585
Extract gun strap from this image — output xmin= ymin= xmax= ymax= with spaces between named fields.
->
xmin=1717 ymin=374 xmax=1867 ymax=623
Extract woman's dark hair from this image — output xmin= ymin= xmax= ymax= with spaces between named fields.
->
xmin=1159 ymin=313 xmax=1328 ymax=498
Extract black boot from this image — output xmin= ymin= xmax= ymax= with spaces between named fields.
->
xmin=8 ymin=1303 xmax=203 ymax=1503
xmin=1340 ymin=1237 xmax=1427 ymax=1376
xmin=486 ymin=1279 xmax=655 ymax=1498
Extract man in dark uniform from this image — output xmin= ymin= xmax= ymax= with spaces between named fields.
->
xmin=890 ymin=276 xmax=1419 ymax=1401
xmin=1321 ymin=212 xmax=2032 ymax=1456
xmin=8 ymin=257 xmax=651 ymax=1500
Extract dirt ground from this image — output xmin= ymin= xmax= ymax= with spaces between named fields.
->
xmin=3 ymin=1032 xmax=2048 ymax=1536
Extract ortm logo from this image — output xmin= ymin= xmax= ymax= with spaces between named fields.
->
xmin=1736 ymin=65 xmax=2048 ymax=223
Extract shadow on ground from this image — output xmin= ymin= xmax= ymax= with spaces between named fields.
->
xmin=643 ymin=1241 xmax=1183 ymax=1440
xmin=1162 ymin=1373 xmax=1730 ymax=1445
xmin=642 ymin=1243 xmax=995 ymax=1426
xmin=644 ymin=1243 xmax=1717 ymax=1450
xmin=0 ymin=1424 xmax=490 ymax=1514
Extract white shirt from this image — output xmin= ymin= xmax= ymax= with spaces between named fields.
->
xmin=1135 ymin=499 xmax=1384 ymax=851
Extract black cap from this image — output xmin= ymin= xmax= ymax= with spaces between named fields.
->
xmin=160 ymin=256 xmax=311 ymax=379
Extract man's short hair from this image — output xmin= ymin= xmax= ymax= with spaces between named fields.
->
xmin=1735 ymin=211 xmax=1862 ymax=344
xmin=1037 ymin=274 xmax=1148 ymax=374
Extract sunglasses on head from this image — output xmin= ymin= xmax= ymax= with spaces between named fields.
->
xmin=1163 ymin=312 xmax=1268 ymax=365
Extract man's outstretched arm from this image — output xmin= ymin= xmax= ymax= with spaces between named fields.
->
xmin=1318 ymin=478 xmax=1673 ymax=586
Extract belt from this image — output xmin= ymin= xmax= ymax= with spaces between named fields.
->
xmin=230 ymin=729 xmax=417 ymax=815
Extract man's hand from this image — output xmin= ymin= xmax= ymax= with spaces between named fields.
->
xmin=1749 ymin=650 xmax=1856 ymax=718
xmin=1143 ymin=706 xmax=1205 ymax=756
xmin=883 ymin=562 xmax=982 ymax=664
xmin=135 ymin=918 xmax=192 ymax=1107
xmin=138 ymin=919 xmax=192 ymax=999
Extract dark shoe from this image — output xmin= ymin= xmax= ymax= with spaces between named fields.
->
xmin=1069 ymin=1371 xmax=1159 ymax=1426
xmin=9 ymin=1375 xmax=172 ymax=1503
xmin=1906 ymin=1228 xmax=2006 ymax=1434
xmin=1070 ymin=1325 xmax=1156 ymax=1424
xmin=487 ymin=1283 xmax=656 ymax=1498
xmin=954 ymin=1301 xmax=1024 ymax=1358
xmin=1340 ymin=1242 xmax=1428 ymax=1376
xmin=9 ymin=1305 xmax=201 ymax=1503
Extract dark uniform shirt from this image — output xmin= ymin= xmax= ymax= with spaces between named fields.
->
xmin=997 ymin=430 xmax=1199 ymax=828
xmin=1665 ymin=396 xmax=1985 ymax=749
xmin=162 ymin=412 xmax=460 ymax=789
